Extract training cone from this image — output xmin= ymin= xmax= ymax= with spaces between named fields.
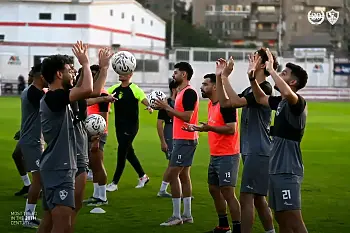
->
xmin=90 ymin=207 xmax=106 ymax=214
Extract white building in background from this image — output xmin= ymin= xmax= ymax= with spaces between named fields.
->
xmin=0 ymin=0 xmax=168 ymax=85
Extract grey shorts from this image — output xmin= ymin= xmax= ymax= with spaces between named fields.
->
xmin=240 ymin=155 xmax=270 ymax=196
xmin=41 ymin=169 xmax=76 ymax=211
xmin=164 ymin=137 xmax=173 ymax=160
xmin=208 ymin=154 xmax=240 ymax=187
xmin=169 ymin=139 xmax=198 ymax=167
xmin=268 ymin=174 xmax=303 ymax=212
xmin=88 ymin=133 xmax=108 ymax=152
xmin=21 ymin=144 xmax=42 ymax=172
xmin=76 ymin=166 xmax=88 ymax=177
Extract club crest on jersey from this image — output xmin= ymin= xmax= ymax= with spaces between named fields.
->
xmin=35 ymin=159 xmax=40 ymax=167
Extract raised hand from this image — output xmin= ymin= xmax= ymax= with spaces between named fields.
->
xmin=215 ymin=58 xmax=227 ymax=77
xmin=72 ymin=41 xmax=89 ymax=66
xmin=222 ymin=56 xmax=234 ymax=77
xmin=247 ymin=53 xmax=262 ymax=76
xmin=265 ymin=48 xmax=275 ymax=73
xmin=99 ymin=47 xmax=113 ymax=69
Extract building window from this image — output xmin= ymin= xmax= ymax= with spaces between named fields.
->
xmin=0 ymin=34 xmax=4 ymax=41
xmin=150 ymin=20 xmax=153 ymax=26
xmin=236 ymin=5 xmax=243 ymax=11
xmin=271 ymin=23 xmax=276 ymax=30
xmin=222 ymin=5 xmax=230 ymax=11
xmin=132 ymin=15 xmax=135 ymax=21
xmin=206 ymin=5 xmax=215 ymax=11
xmin=216 ymin=5 xmax=223 ymax=12
xmin=244 ymin=5 xmax=250 ymax=12
xmin=292 ymin=5 xmax=304 ymax=12
xmin=292 ymin=22 xmax=297 ymax=31
xmin=39 ymin=13 xmax=51 ymax=20
xmin=258 ymin=23 xmax=263 ymax=30
xmin=64 ymin=14 xmax=76 ymax=21
xmin=121 ymin=12 xmax=125 ymax=19
xmin=141 ymin=18 xmax=144 ymax=24
xmin=257 ymin=6 xmax=275 ymax=12
xmin=314 ymin=6 xmax=326 ymax=12
xmin=110 ymin=9 xmax=113 ymax=16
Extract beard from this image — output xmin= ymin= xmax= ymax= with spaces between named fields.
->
xmin=201 ymin=91 xmax=208 ymax=98
xmin=62 ymin=79 xmax=73 ymax=90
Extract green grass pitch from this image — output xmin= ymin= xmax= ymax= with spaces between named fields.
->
xmin=0 ymin=96 xmax=349 ymax=232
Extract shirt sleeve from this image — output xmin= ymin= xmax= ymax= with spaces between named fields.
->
xmin=182 ymin=89 xmax=198 ymax=111
xmin=244 ymin=82 xmax=273 ymax=107
xmin=220 ymin=107 xmax=237 ymax=123
xmin=27 ymin=85 xmax=44 ymax=108
xmin=44 ymin=89 xmax=71 ymax=112
xmin=98 ymin=93 xmax=110 ymax=113
xmin=131 ymin=84 xmax=146 ymax=101
xmin=268 ymin=96 xmax=282 ymax=110
xmin=289 ymin=94 xmax=306 ymax=116
xmin=107 ymin=84 xmax=119 ymax=94
xmin=157 ymin=109 xmax=167 ymax=121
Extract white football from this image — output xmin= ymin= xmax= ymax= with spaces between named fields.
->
xmin=111 ymin=51 xmax=137 ymax=75
xmin=85 ymin=114 xmax=106 ymax=136
xmin=147 ymin=90 xmax=167 ymax=110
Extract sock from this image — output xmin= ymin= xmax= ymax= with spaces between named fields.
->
xmin=218 ymin=214 xmax=229 ymax=228
xmin=93 ymin=183 xmax=99 ymax=198
xmin=21 ymin=174 xmax=31 ymax=186
xmin=232 ymin=221 xmax=241 ymax=233
xmin=172 ymin=198 xmax=181 ymax=218
xmin=159 ymin=181 xmax=169 ymax=192
xmin=25 ymin=200 xmax=36 ymax=217
xmin=99 ymin=185 xmax=107 ymax=201
xmin=183 ymin=197 xmax=192 ymax=217
xmin=266 ymin=230 xmax=276 ymax=233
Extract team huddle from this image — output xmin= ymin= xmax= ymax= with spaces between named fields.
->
xmin=12 ymin=42 xmax=308 ymax=233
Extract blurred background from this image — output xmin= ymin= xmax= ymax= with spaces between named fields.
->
xmin=0 ymin=0 xmax=349 ymax=100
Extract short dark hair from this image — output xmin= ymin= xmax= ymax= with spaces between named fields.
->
xmin=169 ymin=79 xmax=177 ymax=90
xmin=174 ymin=62 xmax=193 ymax=80
xmin=203 ymin=73 xmax=216 ymax=83
xmin=286 ymin=63 xmax=308 ymax=90
xmin=31 ymin=63 xmax=42 ymax=78
xmin=90 ymin=64 xmax=100 ymax=73
xmin=64 ymin=55 xmax=74 ymax=65
xmin=256 ymin=48 xmax=279 ymax=77
xmin=41 ymin=55 xmax=70 ymax=84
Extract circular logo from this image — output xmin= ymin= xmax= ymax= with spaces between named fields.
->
xmin=308 ymin=10 xmax=325 ymax=25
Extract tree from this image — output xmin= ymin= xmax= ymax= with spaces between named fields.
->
xmin=166 ymin=19 xmax=219 ymax=48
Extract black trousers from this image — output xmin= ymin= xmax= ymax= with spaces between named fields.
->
xmin=112 ymin=127 xmax=145 ymax=184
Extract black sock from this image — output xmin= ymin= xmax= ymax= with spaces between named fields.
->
xmin=218 ymin=214 xmax=229 ymax=228
xmin=232 ymin=221 xmax=241 ymax=233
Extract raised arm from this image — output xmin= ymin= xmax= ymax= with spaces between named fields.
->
xmin=215 ymin=60 xmax=231 ymax=108
xmin=265 ymin=48 xmax=299 ymax=105
xmin=91 ymin=48 xmax=113 ymax=97
xmin=69 ymin=41 xmax=93 ymax=102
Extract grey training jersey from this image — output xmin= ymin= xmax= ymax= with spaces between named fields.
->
xmin=268 ymin=95 xmax=307 ymax=176
xmin=19 ymin=85 xmax=44 ymax=146
xmin=239 ymin=81 xmax=272 ymax=156
xmin=40 ymin=89 xmax=77 ymax=171
xmin=74 ymin=121 xmax=88 ymax=168
xmin=71 ymin=100 xmax=89 ymax=168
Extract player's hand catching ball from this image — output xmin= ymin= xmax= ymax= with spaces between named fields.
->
xmin=153 ymin=98 xmax=169 ymax=111
xmin=72 ymin=41 xmax=89 ymax=66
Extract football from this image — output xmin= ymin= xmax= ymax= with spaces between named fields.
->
xmin=111 ymin=51 xmax=137 ymax=75
xmin=147 ymin=90 xmax=167 ymax=110
xmin=84 ymin=114 xmax=106 ymax=136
